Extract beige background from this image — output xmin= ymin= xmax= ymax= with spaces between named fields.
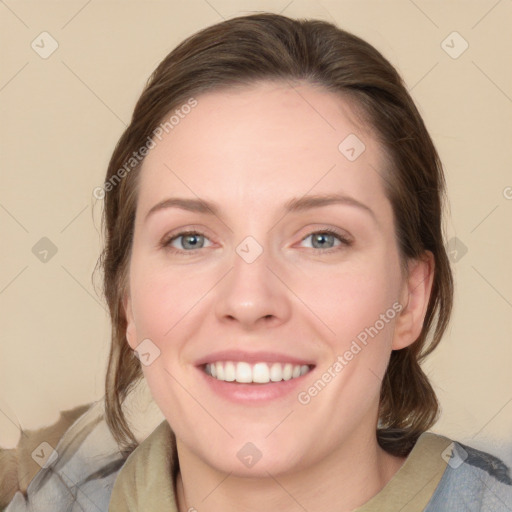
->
xmin=1 ymin=0 xmax=511 ymax=467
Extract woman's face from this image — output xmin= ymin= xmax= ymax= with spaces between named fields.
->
xmin=124 ymin=81 xmax=430 ymax=476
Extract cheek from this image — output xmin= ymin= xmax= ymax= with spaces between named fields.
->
xmin=304 ymin=256 xmax=401 ymax=344
xmin=129 ymin=261 xmax=183 ymax=339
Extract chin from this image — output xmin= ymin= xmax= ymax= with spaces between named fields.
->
xmin=192 ymin=436 xmax=307 ymax=477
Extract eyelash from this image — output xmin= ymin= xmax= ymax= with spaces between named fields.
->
xmin=160 ymin=228 xmax=352 ymax=255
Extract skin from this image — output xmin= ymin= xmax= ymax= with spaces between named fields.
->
xmin=123 ymin=80 xmax=434 ymax=512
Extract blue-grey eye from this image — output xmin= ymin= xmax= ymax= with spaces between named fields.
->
xmin=165 ymin=231 xmax=212 ymax=251
xmin=310 ymin=232 xmax=337 ymax=249
xmin=301 ymin=230 xmax=349 ymax=251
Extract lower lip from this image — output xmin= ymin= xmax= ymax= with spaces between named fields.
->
xmin=197 ymin=366 xmax=314 ymax=404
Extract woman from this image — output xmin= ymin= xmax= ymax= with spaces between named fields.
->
xmin=6 ymin=11 xmax=509 ymax=512
xmin=101 ymin=12 xmax=511 ymax=512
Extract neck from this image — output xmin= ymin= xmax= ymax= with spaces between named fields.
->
xmin=175 ymin=427 xmax=406 ymax=512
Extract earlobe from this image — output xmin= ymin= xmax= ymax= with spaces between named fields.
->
xmin=392 ymin=251 xmax=435 ymax=351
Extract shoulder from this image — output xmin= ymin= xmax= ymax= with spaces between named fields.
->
xmin=110 ymin=419 xmax=172 ymax=489
xmin=424 ymin=436 xmax=512 ymax=512
xmin=5 ymin=400 xmax=127 ymax=512
xmin=108 ymin=419 xmax=177 ymax=511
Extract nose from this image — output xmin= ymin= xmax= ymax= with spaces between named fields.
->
xmin=214 ymin=240 xmax=292 ymax=330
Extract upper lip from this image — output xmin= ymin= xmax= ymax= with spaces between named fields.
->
xmin=195 ymin=350 xmax=316 ymax=367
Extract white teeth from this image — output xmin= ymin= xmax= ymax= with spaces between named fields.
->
xmin=216 ymin=362 xmax=225 ymax=380
xmin=204 ymin=361 xmax=312 ymax=384
xmin=224 ymin=361 xmax=235 ymax=381
xmin=252 ymin=362 xmax=270 ymax=383
xmin=269 ymin=362 xmax=282 ymax=382
xmin=236 ymin=362 xmax=252 ymax=383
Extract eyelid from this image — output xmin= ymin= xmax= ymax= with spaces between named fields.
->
xmin=296 ymin=227 xmax=353 ymax=254
xmin=159 ymin=225 xmax=216 ymax=250
xmin=297 ymin=225 xmax=353 ymax=244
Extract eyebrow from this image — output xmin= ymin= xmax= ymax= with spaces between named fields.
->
xmin=144 ymin=193 xmax=376 ymax=223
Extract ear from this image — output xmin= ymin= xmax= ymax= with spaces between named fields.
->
xmin=392 ymin=251 xmax=435 ymax=351
xmin=123 ymin=292 xmax=138 ymax=350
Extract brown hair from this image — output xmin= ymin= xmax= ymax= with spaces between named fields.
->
xmin=97 ymin=12 xmax=453 ymax=457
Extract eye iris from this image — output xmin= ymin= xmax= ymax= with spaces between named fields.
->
xmin=312 ymin=233 xmax=335 ymax=249
xmin=182 ymin=233 xmax=203 ymax=250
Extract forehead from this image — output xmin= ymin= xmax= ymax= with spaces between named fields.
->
xmin=137 ymin=80 xmax=390 ymax=220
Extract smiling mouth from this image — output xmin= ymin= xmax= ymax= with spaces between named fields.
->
xmin=202 ymin=361 xmax=315 ymax=384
